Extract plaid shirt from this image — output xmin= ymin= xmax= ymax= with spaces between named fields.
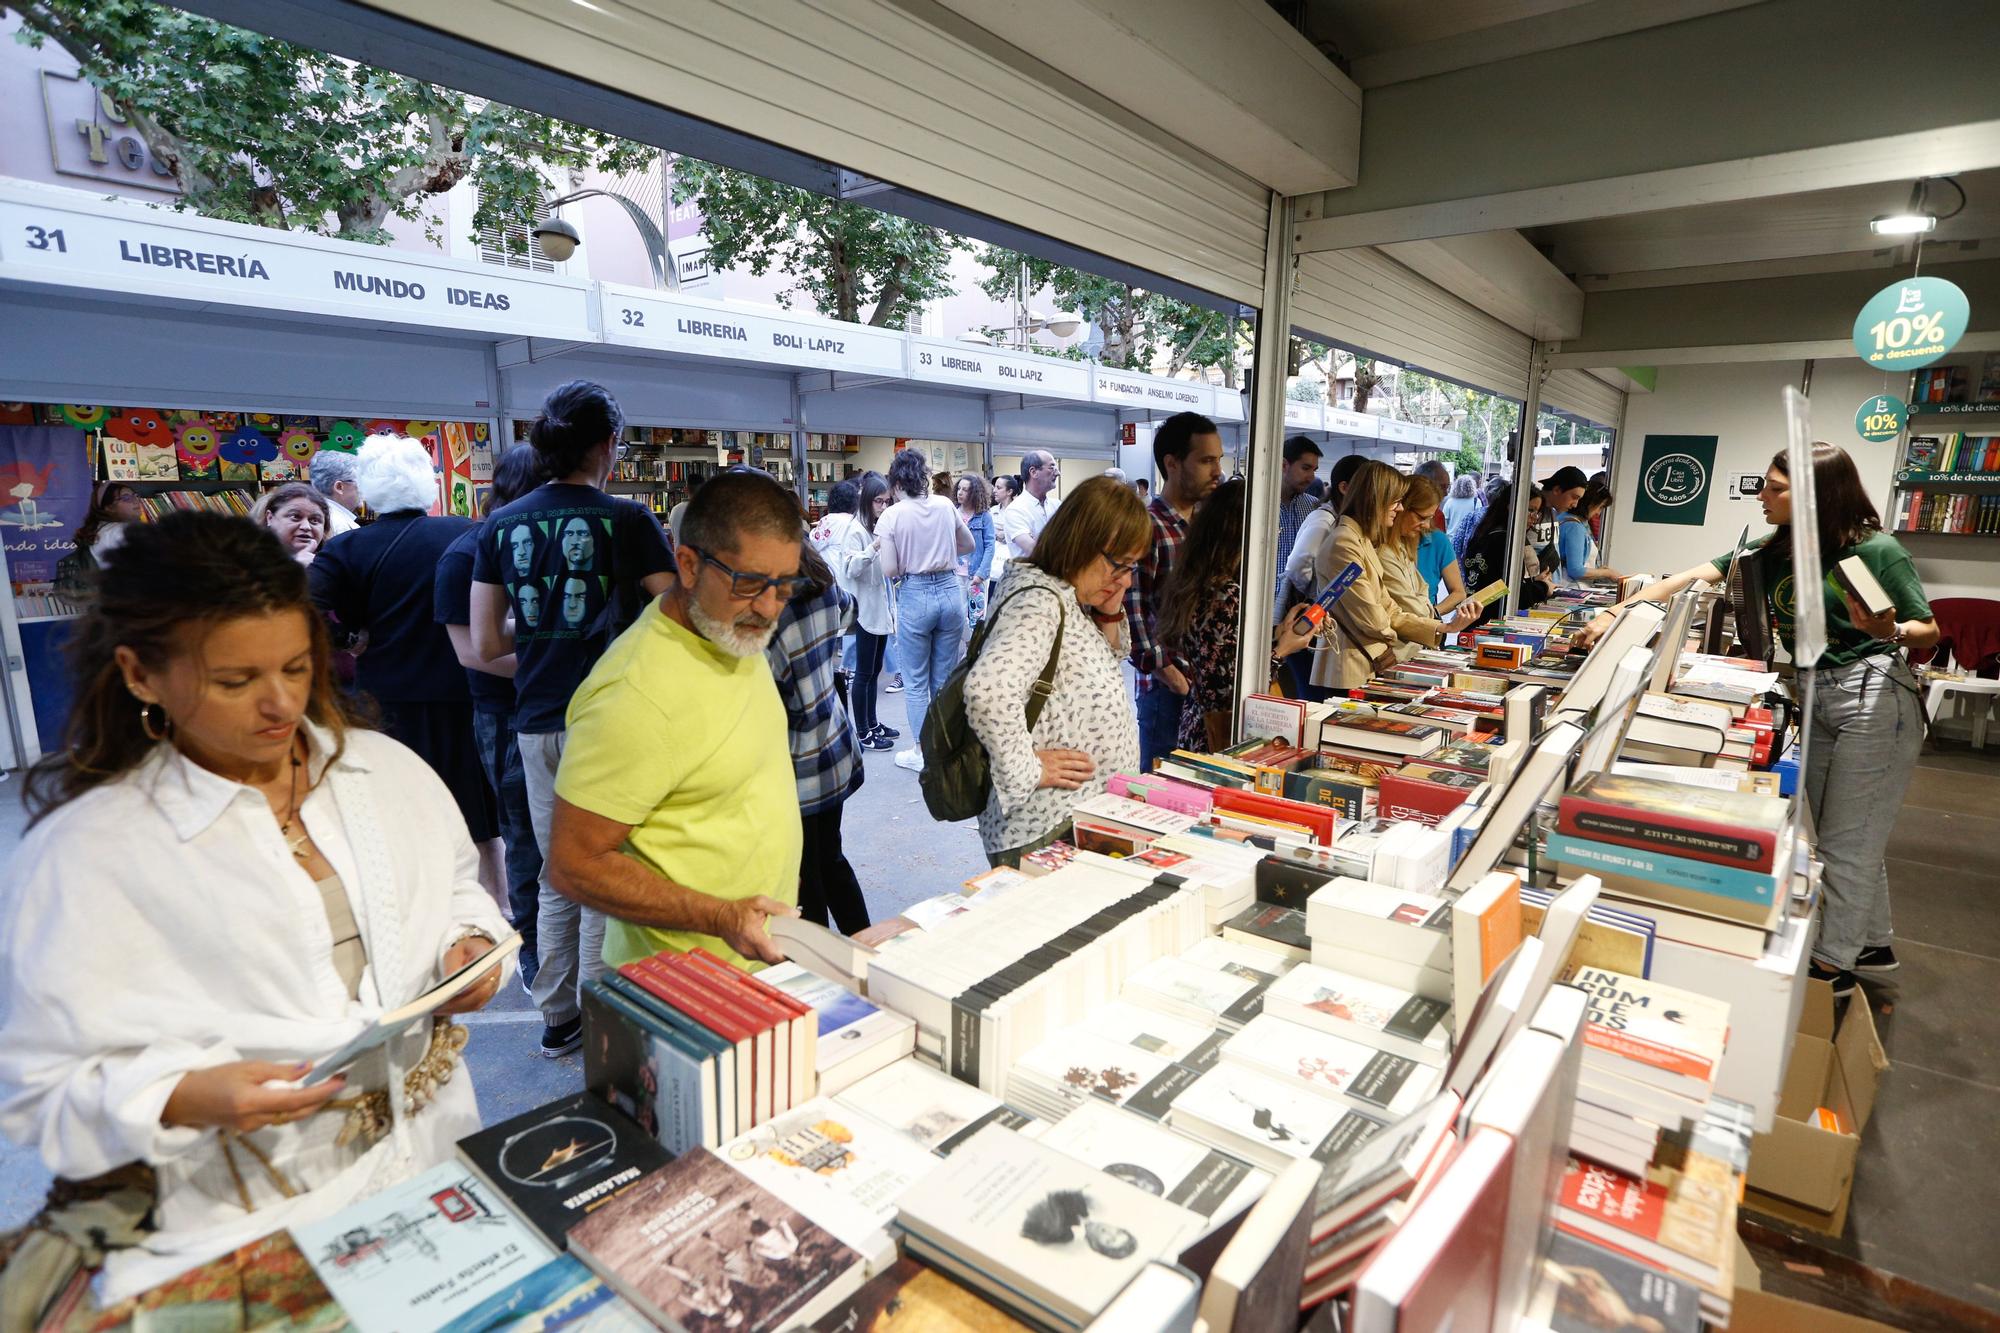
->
xmin=1125 ymin=494 xmax=1190 ymax=692
xmin=765 ymin=578 xmax=862 ymax=815
xmin=1272 ymin=490 xmax=1319 ymax=625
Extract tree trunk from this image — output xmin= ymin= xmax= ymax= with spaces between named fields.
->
xmin=1352 ymin=359 xmax=1380 ymax=414
xmin=869 ymin=253 xmax=914 ymax=327
xmin=829 ymin=236 xmax=858 ymax=324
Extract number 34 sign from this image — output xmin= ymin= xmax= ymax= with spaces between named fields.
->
xmin=1852 ymin=276 xmax=1969 ymax=371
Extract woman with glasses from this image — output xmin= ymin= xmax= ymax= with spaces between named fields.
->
xmin=873 ymin=450 xmax=974 ymax=773
xmin=964 ymin=477 xmax=1147 ymax=866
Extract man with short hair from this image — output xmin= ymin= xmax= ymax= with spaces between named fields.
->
xmin=1273 ymin=435 xmax=1323 ymax=625
xmin=546 ymin=469 xmax=807 ymax=973
xmin=1000 ymin=450 xmax=1061 ymax=558
xmin=1542 ymin=465 xmax=1588 ymax=516
xmin=309 ymin=450 xmax=362 ymax=535
xmin=1126 ymin=411 xmax=1224 ymax=771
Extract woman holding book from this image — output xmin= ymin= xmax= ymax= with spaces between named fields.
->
xmin=1575 ymin=443 xmax=1938 ymax=995
xmin=1382 ymin=474 xmax=1467 ymax=620
xmin=964 ymin=476 xmax=1146 ymax=865
xmin=1307 ymin=460 xmax=1479 ymax=693
xmin=0 ymin=512 xmax=510 ymax=1303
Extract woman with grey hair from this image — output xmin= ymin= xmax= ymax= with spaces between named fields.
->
xmin=309 ymin=434 xmax=500 ymax=900
xmin=308 ymin=448 xmax=363 ymax=534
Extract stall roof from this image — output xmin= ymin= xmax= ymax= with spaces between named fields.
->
xmin=1279 ymin=398 xmax=1459 ymax=452
xmin=0 ymin=180 xmax=1241 ymax=425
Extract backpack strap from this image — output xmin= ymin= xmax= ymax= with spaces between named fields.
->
xmin=981 ymin=582 xmax=1068 ymax=730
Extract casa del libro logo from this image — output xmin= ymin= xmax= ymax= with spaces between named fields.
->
xmin=1641 ymin=451 xmax=1708 ymax=508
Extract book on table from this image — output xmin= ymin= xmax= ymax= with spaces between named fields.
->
xmin=434 ymin=1253 xmax=652 ymax=1333
xmin=1262 ymin=963 xmax=1453 ymax=1067
xmin=757 ymin=961 xmax=915 ymax=1098
xmin=1318 ymin=714 xmax=1446 ymax=757
xmin=1220 ymin=902 xmax=1310 ymax=961
xmin=1545 ymin=830 xmax=1788 ymax=929
xmin=893 ymin=1122 xmax=1203 ymax=1331
xmin=1308 ymin=1092 xmax=1460 ymax=1243
xmin=1349 ymin=1126 xmax=1515 ymax=1333
xmin=799 ymin=1253 xmax=1033 ymax=1331
xmin=1196 ymin=1158 xmax=1319 ymax=1333
xmin=1005 ymin=1024 xmax=1197 ymax=1124
xmin=1025 ymin=1098 xmax=1271 ymax=1237
xmin=1558 ymin=770 xmax=1788 ymax=872
xmin=292 ymin=1161 xmax=555 ymax=1333
xmin=1464 ymin=1027 xmax=1576 ymax=1330
xmin=1218 ymin=1013 xmax=1440 ymax=1121
xmin=1303 ymin=877 xmax=1451 ymax=995
xmin=1554 ymin=1155 xmax=1735 ymax=1323
xmin=594 ymin=972 xmax=737 ymax=1147
xmin=1522 ymin=1229 xmax=1701 ymax=1333
xmin=567 ymin=1148 xmax=870 ymax=1333
xmin=454 ymin=1091 xmax=674 ymax=1250
xmin=85 ymin=1231 xmax=345 ymax=1333
xmin=1165 ymin=1063 xmax=1387 ymax=1174
xmin=303 ymin=931 xmax=522 ymax=1085
xmin=1569 ymin=967 xmax=1730 ymax=1104
xmin=1451 ymin=870 xmax=1524 ymax=1026
xmin=831 ymin=1057 xmax=1033 ymax=1158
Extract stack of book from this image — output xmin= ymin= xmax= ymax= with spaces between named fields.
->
xmin=1122 ymin=932 xmax=1298 ymax=1035
xmin=1567 ymin=967 xmax=1731 ymax=1176
xmin=1025 ymin=1099 xmax=1271 ymax=1241
xmin=1554 ymin=1151 xmax=1739 ymax=1325
xmin=758 ymin=961 xmax=916 ymax=1097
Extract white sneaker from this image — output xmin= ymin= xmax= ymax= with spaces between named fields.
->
xmin=894 ymin=748 xmax=924 ymax=772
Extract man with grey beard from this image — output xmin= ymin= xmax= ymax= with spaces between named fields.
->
xmin=544 ymin=470 xmax=808 ymax=972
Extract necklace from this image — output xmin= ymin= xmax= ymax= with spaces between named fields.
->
xmin=278 ymin=742 xmax=311 ymax=862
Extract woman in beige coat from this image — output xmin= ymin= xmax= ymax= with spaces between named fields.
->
xmin=1308 ymin=461 xmax=1478 ymax=691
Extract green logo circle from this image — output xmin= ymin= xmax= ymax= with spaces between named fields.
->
xmin=1854 ymin=394 xmax=1908 ymax=443
xmin=1852 ymin=277 xmax=1970 ymax=370
xmin=1642 ymin=452 xmax=1707 ymax=507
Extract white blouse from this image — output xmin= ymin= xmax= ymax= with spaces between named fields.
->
xmin=829 ymin=514 xmax=894 ymax=636
xmin=965 ymin=565 xmax=1140 ymax=857
xmin=0 ymin=721 xmax=510 ymax=1300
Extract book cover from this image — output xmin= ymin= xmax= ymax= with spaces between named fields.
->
xmin=721 ymin=1096 xmax=939 ymax=1247
xmin=803 ymin=1254 xmax=1032 ymax=1332
xmin=758 ymin=962 xmax=914 ymax=1073
xmin=1311 ymin=1094 xmax=1459 ymax=1234
xmin=1032 ymin=1099 xmax=1270 ymax=1225
xmin=1533 ymin=1230 xmax=1701 ymax=1333
xmin=87 ymin=1231 xmax=346 ymax=1333
xmin=1351 ymin=1128 xmax=1513 ymax=1333
xmin=1266 ymin=964 xmax=1452 ymax=1063
xmin=834 ymin=1059 xmax=1033 ymax=1157
xmin=1571 ymin=968 xmax=1730 ymax=1085
xmin=1220 ymin=1014 xmax=1435 ymax=1118
xmin=293 ymin=1162 xmax=555 ymax=1333
xmin=1319 ymin=715 xmax=1445 ymax=755
xmin=568 ymin=1150 xmax=863 ymax=1333
xmin=1555 ymin=1157 xmax=1730 ymax=1293
xmin=1376 ymin=765 xmax=1481 ymax=826
xmin=434 ymin=1253 xmax=653 ymax=1332
xmin=456 ymin=1092 xmax=674 ymax=1249
xmin=1197 ymin=1158 xmax=1318 ymax=1333
xmin=1559 ymin=772 xmax=1785 ymax=871
xmin=1169 ymin=1064 xmax=1386 ymax=1168
xmin=1221 ymin=902 xmax=1310 ymax=958
xmin=1544 ymin=832 xmax=1782 ymax=914
xmin=894 ymin=1123 xmax=1201 ymax=1329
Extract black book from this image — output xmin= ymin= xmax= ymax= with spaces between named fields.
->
xmin=455 ymin=1092 xmax=673 ymax=1249
xmin=1254 ymin=855 xmax=1334 ymax=910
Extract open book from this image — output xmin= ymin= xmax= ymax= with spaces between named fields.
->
xmin=303 ymin=931 xmax=520 ymax=1084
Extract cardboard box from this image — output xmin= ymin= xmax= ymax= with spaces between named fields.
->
xmin=1727 ymin=1289 xmax=1901 ymax=1332
xmin=1744 ymin=979 xmax=1888 ymax=1233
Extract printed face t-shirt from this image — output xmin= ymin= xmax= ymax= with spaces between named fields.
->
xmin=471 ymin=482 xmax=675 ymax=732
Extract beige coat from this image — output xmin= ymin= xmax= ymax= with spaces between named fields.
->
xmin=1307 ymin=516 xmax=1444 ymax=691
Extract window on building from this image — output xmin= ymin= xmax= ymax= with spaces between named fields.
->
xmin=477 ymin=185 xmax=557 ymax=272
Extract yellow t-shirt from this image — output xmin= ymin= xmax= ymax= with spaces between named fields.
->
xmin=555 ymin=600 xmax=801 ymax=971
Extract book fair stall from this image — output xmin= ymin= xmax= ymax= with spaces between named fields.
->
xmin=28 ymin=403 xmax=1860 ymax=1332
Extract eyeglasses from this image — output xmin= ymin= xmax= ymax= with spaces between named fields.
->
xmin=692 ymin=546 xmax=814 ymax=601
xmin=1101 ymin=550 xmax=1140 ymax=578
xmin=615 ymin=443 xmax=631 ymax=462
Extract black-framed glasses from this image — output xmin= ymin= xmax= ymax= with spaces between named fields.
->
xmin=615 ymin=442 xmax=632 ymax=462
xmin=692 ymin=546 xmax=813 ymax=600
xmin=1101 ymin=550 xmax=1140 ymax=578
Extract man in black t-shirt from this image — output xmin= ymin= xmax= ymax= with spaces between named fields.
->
xmin=471 ymin=381 xmax=675 ymax=1057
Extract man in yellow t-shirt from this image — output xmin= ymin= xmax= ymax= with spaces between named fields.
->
xmin=547 ymin=470 xmax=806 ymax=982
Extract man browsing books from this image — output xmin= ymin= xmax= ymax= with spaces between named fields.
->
xmin=547 ymin=470 xmax=806 ymax=973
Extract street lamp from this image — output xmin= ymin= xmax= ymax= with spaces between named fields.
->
xmin=530 ymin=188 xmax=681 ymax=290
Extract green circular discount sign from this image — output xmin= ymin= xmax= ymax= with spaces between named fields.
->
xmin=1852 ymin=276 xmax=1970 ymax=370
xmin=1854 ymin=394 xmax=1908 ymax=443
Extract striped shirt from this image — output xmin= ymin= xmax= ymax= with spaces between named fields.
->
xmin=765 ymin=578 xmax=862 ymax=815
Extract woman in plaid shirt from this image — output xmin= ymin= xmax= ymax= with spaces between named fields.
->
xmin=765 ymin=541 xmax=870 ymax=933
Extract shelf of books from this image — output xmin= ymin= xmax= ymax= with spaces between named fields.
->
xmin=68 ymin=585 xmax=1864 ymax=1333
xmin=1894 ymin=356 xmax=2000 ymax=536
xmin=593 ymin=425 xmax=862 ymax=520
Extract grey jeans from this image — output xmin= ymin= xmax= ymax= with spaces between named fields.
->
xmin=1804 ymin=654 xmax=1924 ymax=970
xmin=519 ymin=728 xmax=606 ymax=1026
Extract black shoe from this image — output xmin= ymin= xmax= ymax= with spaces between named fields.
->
xmin=859 ymin=731 xmax=894 ymax=752
xmin=1854 ymin=945 xmax=1900 ymax=974
xmin=873 ymin=723 xmax=900 ymax=740
xmin=540 ymin=1016 xmax=583 ymax=1058
xmin=1808 ymin=959 xmax=1857 ymax=997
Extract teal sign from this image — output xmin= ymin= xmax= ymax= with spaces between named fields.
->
xmin=1851 ymin=276 xmax=1970 ymax=371
xmin=1633 ymin=434 xmax=1717 ymax=526
xmin=1854 ymin=394 xmax=1908 ymax=443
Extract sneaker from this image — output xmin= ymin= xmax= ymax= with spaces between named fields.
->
xmin=1807 ymin=959 xmax=1857 ymax=997
xmin=885 ymin=676 xmax=905 ymax=693
xmin=894 ymin=748 xmax=924 ymax=772
xmin=539 ymin=1015 xmax=583 ymax=1058
xmin=859 ymin=731 xmax=894 ymax=752
xmin=1854 ymin=945 xmax=1900 ymax=974
xmin=873 ymin=723 xmax=900 ymax=740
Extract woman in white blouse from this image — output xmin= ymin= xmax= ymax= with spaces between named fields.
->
xmin=0 ymin=511 xmax=509 ymax=1303
xmin=965 ymin=476 xmax=1148 ymax=864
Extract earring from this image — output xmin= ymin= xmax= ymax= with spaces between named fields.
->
xmin=138 ymin=701 xmax=171 ymax=742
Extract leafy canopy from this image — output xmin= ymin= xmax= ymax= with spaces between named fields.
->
xmin=973 ymin=248 xmax=1246 ymax=381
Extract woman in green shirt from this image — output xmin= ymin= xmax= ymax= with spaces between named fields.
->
xmin=1577 ymin=443 xmax=1939 ymax=996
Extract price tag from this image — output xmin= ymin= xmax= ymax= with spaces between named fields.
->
xmin=1854 ymin=394 xmax=1908 ymax=443
xmin=1851 ymin=277 xmax=1969 ymax=371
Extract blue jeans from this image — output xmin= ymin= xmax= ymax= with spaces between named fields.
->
xmin=1137 ymin=681 xmax=1182 ymax=774
xmin=471 ymin=708 xmax=540 ymax=985
xmin=895 ymin=571 xmax=966 ymax=741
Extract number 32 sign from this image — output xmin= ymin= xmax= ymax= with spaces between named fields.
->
xmin=1852 ymin=276 xmax=1969 ymax=371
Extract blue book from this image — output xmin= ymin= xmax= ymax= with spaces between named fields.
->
xmin=582 ymin=982 xmax=717 ymax=1155
xmin=434 ymin=1254 xmax=651 ymax=1332
xmin=1544 ymin=832 xmax=1780 ymax=911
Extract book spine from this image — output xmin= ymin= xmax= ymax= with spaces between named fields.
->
xmin=1545 ymin=833 xmax=1779 ymax=908
xmin=649 ymin=956 xmax=778 ymax=1122
xmin=1555 ymin=799 xmax=1776 ymax=871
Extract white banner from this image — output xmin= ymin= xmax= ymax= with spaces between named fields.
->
xmin=1376 ymin=419 xmax=1426 ymax=446
xmin=1092 ymin=366 xmax=1214 ymax=416
xmin=1324 ymin=407 xmax=1380 ymax=439
xmin=0 ymin=180 xmax=596 ymax=340
xmin=600 ymin=283 xmax=904 ymax=376
xmin=1283 ymin=400 xmax=1324 ymax=431
xmin=905 ymin=336 xmax=1092 ymax=400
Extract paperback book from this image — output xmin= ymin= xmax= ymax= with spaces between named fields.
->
xmin=1166 ymin=1063 xmax=1388 ymax=1173
xmin=455 ymin=1092 xmax=674 ymax=1249
xmin=1263 ymin=963 xmax=1453 ymax=1067
xmin=1029 ymin=1099 xmax=1271 ymax=1232
xmin=1219 ymin=1014 xmax=1439 ymax=1120
xmin=832 ymin=1058 xmax=1033 ymax=1158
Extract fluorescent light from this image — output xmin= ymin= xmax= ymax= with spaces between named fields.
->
xmin=1870 ymin=213 xmax=1937 ymax=236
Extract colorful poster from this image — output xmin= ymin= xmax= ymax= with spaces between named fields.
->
xmin=1632 ymin=434 xmax=1718 ymax=527
xmin=0 ymin=427 xmax=94 ymax=583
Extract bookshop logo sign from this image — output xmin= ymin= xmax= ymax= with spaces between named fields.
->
xmin=1634 ymin=434 xmax=1716 ymax=526
xmin=1852 ymin=276 xmax=1969 ymax=371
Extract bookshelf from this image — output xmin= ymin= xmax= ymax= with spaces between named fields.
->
xmin=1890 ymin=353 xmax=2000 ymax=537
xmin=603 ymin=425 xmax=861 ymax=519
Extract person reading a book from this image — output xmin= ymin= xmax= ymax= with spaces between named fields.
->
xmin=0 ymin=512 xmax=511 ymax=1303
xmin=1575 ymin=443 xmax=1938 ymax=996
xmin=545 ymin=469 xmax=805 ymax=971
xmin=1306 ymin=461 xmax=1479 ymax=693
xmin=1382 ymin=473 xmax=1467 ymax=619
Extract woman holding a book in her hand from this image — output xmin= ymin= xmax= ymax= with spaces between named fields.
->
xmin=0 ymin=513 xmax=510 ymax=1306
xmin=1575 ymin=443 xmax=1938 ymax=997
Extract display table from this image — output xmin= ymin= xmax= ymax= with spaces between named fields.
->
xmin=1924 ymin=673 xmax=2000 ymax=750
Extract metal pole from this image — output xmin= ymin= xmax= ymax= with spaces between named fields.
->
xmin=1503 ymin=341 xmax=1548 ymax=616
xmin=1597 ymin=390 xmax=1629 ymax=570
xmin=1232 ymin=192 xmax=1294 ymax=728
xmin=982 ymin=396 xmax=996 ymax=476
xmin=789 ymin=374 xmax=810 ymax=510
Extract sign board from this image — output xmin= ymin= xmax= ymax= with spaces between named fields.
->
xmin=1728 ymin=472 xmax=1766 ymax=500
xmin=1211 ymin=388 xmax=1246 ymax=422
xmin=602 ymin=283 xmax=904 ymax=377
xmin=1283 ymin=400 xmax=1324 ymax=431
xmin=1092 ymin=366 xmax=1214 ymax=416
xmin=1323 ymin=407 xmax=1380 ymax=440
xmin=1853 ymin=394 xmax=1907 ymax=443
xmin=1851 ymin=276 xmax=1969 ymax=371
xmin=0 ymin=180 xmax=597 ymax=341
xmin=1632 ymin=434 xmax=1717 ymax=526
xmin=1423 ymin=427 xmax=1461 ymax=453
xmin=40 ymin=70 xmax=178 ymax=195
xmin=1376 ymin=419 xmax=1425 ymax=447
xmin=905 ymin=336 xmax=1092 ymax=400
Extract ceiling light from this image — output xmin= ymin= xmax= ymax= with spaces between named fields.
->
xmin=1871 ymin=179 xmax=1939 ymax=236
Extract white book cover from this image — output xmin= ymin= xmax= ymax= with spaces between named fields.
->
xmin=721 ymin=1095 xmax=940 ymax=1245
xmin=1078 ymin=999 xmax=1222 ymax=1068
xmin=895 ymin=1123 xmax=1201 ymax=1328
xmin=1031 ymin=1100 xmax=1270 ymax=1226
xmin=1221 ymin=1014 xmax=1438 ymax=1119
xmin=1177 ymin=935 xmax=1294 ymax=987
xmin=833 ymin=1058 xmax=1032 ymax=1157
xmin=1011 ymin=1028 xmax=1186 ymax=1118
xmin=1070 ymin=791 xmax=1199 ymax=837
xmin=1265 ymin=964 xmax=1452 ymax=1064
xmin=1311 ymin=1094 xmax=1460 ymax=1235
xmin=294 ymin=1161 xmax=555 ymax=1333
xmin=1124 ymin=956 xmax=1264 ymax=1027
xmin=1170 ymin=1065 xmax=1384 ymax=1168
xmin=1569 ymin=968 xmax=1730 ymax=1087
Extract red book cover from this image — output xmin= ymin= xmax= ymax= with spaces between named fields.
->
xmin=1212 ymin=785 xmax=1341 ymax=846
xmin=1558 ymin=1159 xmax=1668 ymax=1245
xmin=1353 ymin=1127 xmax=1511 ymax=1332
xmin=1556 ymin=775 xmax=1781 ymax=872
xmin=689 ymin=946 xmax=809 ymax=1019
xmin=1376 ymin=766 xmax=1479 ymax=826
xmin=622 ymin=957 xmax=766 ymax=1119
xmin=646 ymin=954 xmax=783 ymax=1122
xmin=685 ymin=947 xmax=810 ymax=1112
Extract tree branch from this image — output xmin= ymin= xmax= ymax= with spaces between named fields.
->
xmin=868 ymin=253 xmax=914 ymax=327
